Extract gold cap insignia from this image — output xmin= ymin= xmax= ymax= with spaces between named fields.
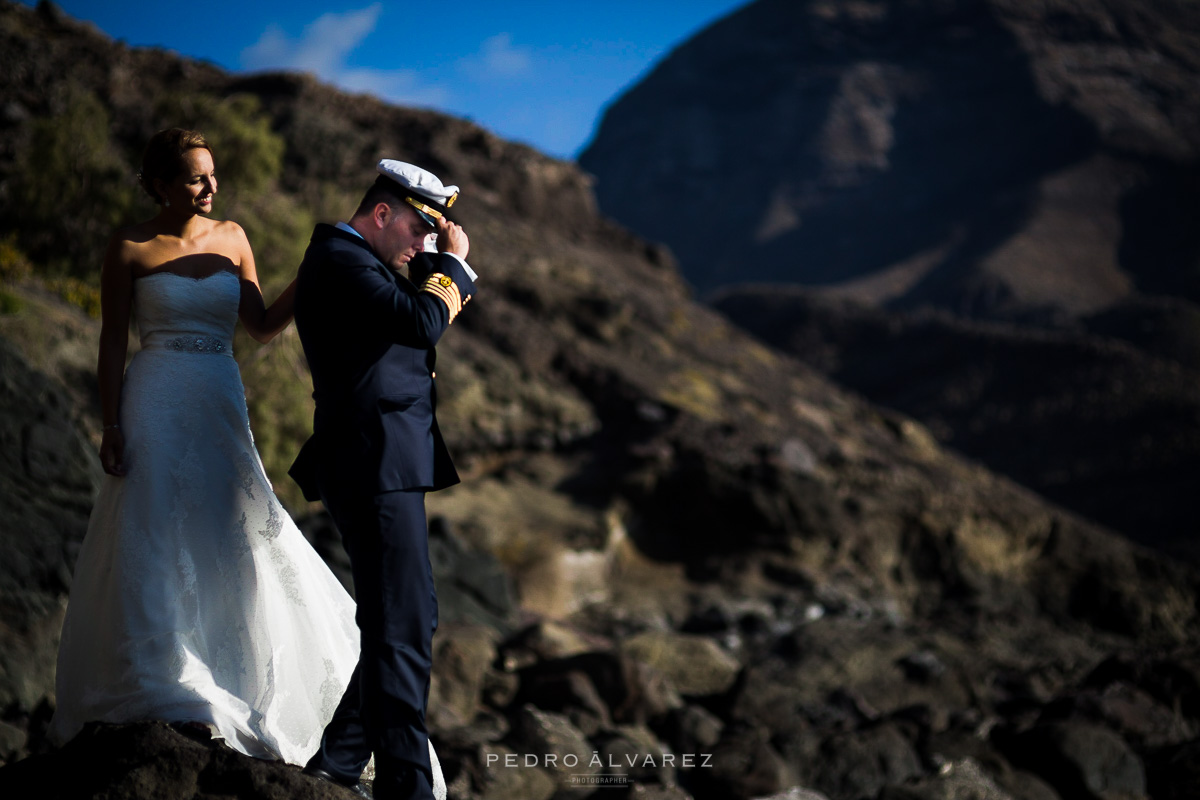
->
xmin=404 ymin=196 xmax=444 ymax=221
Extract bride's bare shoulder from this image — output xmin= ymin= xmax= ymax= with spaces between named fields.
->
xmin=110 ymin=220 xmax=159 ymax=246
xmin=211 ymin=218 xmax=249 ymax=243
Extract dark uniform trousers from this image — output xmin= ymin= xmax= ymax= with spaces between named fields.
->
xmin=309 ymin=484 xmax=437 ymax=799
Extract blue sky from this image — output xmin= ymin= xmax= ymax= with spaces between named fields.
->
xmin=26 ymin=1 xmax=749 ymax=159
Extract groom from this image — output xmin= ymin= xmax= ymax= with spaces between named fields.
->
xmin=289 ymin=159 xmax=477 ymax=799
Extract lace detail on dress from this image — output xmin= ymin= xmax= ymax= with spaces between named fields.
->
xmin=270 ymin=544 xmax=304 ymax=607
xmin=236 ymin=452 xmax=285 ymax=541
xmin=261 ymin=503 xmax=283 ymax=540
xmin=237 ymin=452 xmax=258 ymax=498
xmin=318 ymin=659 xmax=342 ymax=722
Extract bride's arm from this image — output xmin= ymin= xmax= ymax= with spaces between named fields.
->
xmin=232 ymin=222 xmax=296 ymax=343
xmin=98 ymin=235 xmax=133 ymax=477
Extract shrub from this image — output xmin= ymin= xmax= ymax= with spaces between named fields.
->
xmin=0 ymin=290 xmax=24 ymax=315
xmin=45 ymin=277 xmax=101 ymax=317
xmin=5 ymin=85 xmax=139 ymax=280
xmin=0 ymin=234 xmax=33 ymax=283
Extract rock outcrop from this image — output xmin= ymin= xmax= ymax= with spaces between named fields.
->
xmin=710 ymin=287 xmax=1200 ymax=558
xmin=0 ymin=336 xmax=97 ymax=716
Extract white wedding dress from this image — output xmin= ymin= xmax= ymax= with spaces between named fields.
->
xmin=49 ymin=271 xmax=444 ymax=794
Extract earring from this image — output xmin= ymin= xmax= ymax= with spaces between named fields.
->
xmin=164 ymin=198 xmax=170 ymax=208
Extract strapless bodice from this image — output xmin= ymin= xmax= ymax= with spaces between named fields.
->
xmin=134 ymin=271 xmax=239 ymax=356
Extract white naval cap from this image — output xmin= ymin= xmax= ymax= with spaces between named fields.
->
xmin=375 ymin=159 xmax=460 ymax=227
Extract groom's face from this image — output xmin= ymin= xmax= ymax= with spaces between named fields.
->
xmin=378 ymin=204 xmax=433 ymax=270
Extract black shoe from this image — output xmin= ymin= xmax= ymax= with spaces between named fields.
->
xmin=302 ymin=765 xmax=374 ymax=799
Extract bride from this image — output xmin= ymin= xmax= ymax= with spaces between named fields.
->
xmin=48 ymin=128 xmax=442 ymax=795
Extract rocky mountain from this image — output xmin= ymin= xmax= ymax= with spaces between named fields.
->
xmin=2 ymin=3 xmax=1200 ymax=799
xmin=580 ymin=0 xmax=1200 ymax=557
xmin=580 ymin=0 xmax=1200 ymax=314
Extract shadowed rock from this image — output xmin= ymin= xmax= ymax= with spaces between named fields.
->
xmin=0 ymin=721 xmax=345 ymax=799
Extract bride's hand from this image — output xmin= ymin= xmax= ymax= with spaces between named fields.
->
xmin=100 ymin=428 xmax=127 ymax=476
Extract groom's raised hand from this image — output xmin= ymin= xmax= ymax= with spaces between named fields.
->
xmin=435 ymin=217 xmax=469 ymax=260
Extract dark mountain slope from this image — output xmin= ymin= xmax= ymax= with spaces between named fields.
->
xmin=712 ymin=285 xmax=1200 ymax=558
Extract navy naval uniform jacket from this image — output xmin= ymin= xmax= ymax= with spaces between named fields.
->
xmin=290 ymin=222 xmax=473 ymax=499
xmin=288 ymin=222 xmax=475 ymax=791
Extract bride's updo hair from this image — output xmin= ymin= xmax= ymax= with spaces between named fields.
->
xmin=138 ymin=128 xmax=212 ymax=205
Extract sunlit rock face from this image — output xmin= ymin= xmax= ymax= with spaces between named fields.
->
xmin=580 ymin=0 xmax=1200 ymax=321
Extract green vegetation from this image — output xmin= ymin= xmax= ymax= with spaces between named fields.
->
xmin=2 ymin=88 xmax=338 ymax=503
xmin=156 ymin=93 xmax=285 ymax=201
xmin=6 ymin=85 xmax=138 ymax=281
xmin=0 ymin=291 xmax=23 ymax=315
xmin=0 ymin=234 xmax=32 ymax=283
xmin=45 ymin=277 xmax=101 ymax=318
xmin=0 ymin=235 xmax=31 ymax=315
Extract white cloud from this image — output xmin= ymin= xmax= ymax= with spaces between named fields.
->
xmin=459 ymin=33 xmax=534 ymax=81
xmin=338 ymin=66 xmax=449 ymax=108
xmin=241 ymin=4 xmax=448 ymax=107
xmin=243 ymin=4 xmax=380 ymax=73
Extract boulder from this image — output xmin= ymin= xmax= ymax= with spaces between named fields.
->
xmin=810 ymin=722 xmax=925 ymax=800
xmin=475 ymin=743 xmax=557 ymax=800
xmin=0 ymin=721 xmax=339 ymax=799
xmin=513 ymin=705 xmax=593 ymax=789
xmin=0 ymin=720 xmax=26 ymax=766
xmin=660 ymin=703 xmax=725 ymax=757
xmin=595 ymin=724 xmax=675 ymax=787
xmin=702 ymin=723 xmax=795 ymax=800
xmin=1003 ymin=721 xmax=1146 ymax=800
xmin=877 ymin=758 xmax=1018 ymax=800
xmin=517 ymin=651 xmax=683 ymax=727
xmin=1144 ymin=739 xmax=1200 ymax=800
xmin=427 ymin=624 xmax=500 ymax=732
xmin=621 ymin=632 xmax=741 ymax=698
xmin=750 ymin=790 xmax=830 ymax=800
xmin=427 ymin=518 xmax=519 ymax=634
xmin=632 ymin=784 xmax=696 ymax=800
xmin=512 ymin=665 xmax=611 ymax=738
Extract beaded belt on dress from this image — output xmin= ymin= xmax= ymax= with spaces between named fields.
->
xmin=144 ymin=334 xmax=233 ymax=356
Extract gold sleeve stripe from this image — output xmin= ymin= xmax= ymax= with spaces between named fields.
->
xmin=426 ymin=284 xmax=459 ymax=312
xmin=430 ymin=287 xmax=461 ymax=315
xmin=427 ymin=281 xmax=462 ymax=312
xmin=421 ymin=273 xmax=464 ymax=322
